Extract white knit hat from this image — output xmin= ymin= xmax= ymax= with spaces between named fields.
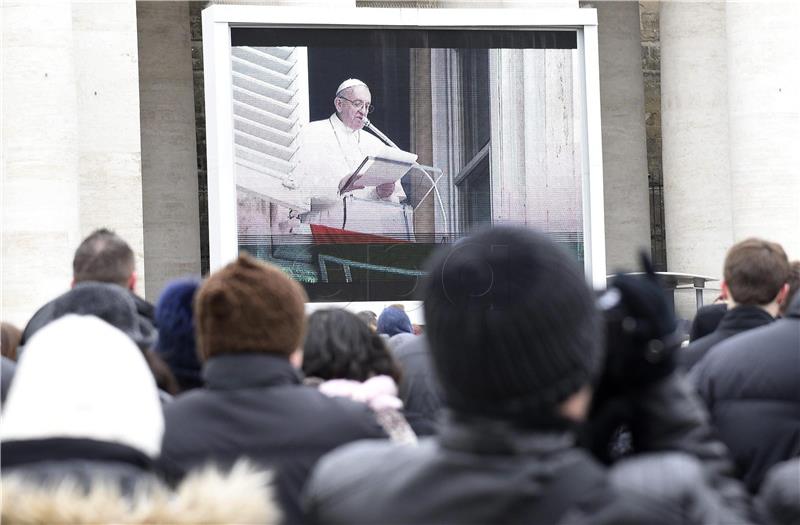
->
xmin=0 ymin=315 xmax=164 ymax=458
xmin=336 ymin=78 xmax=368 ymax=95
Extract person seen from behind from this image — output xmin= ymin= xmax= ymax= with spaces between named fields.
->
xmin=20 ymin=228 xmax=157 ymax=349
xmin=679 ymin=238 xmax=790 ymax=371
xmin=303 ymin=308 xmax=416 ymax=444
xmin=1 ymin=315 xmax=275 ymax=524
xmin=153 ymin=278 xmax=203 ymax=393
xmin=159 ymin=254 xmax=387 ymax=524
xmin=304 ymin=226 xmax=753 ymax=524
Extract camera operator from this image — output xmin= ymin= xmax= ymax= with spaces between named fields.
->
xmin=304 ymin=226 xmax=754 ymax=524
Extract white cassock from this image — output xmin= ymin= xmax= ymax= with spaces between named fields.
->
xmin=289 ymin=114 xmax=406 ymax=209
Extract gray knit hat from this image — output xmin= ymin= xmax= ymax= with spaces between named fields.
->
xmin=50 ymin=282 xmax=154 ymax=350
xmin=422 ymin=226 xmax=603 ymax=420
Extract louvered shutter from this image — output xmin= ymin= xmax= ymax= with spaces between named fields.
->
xmin=232 ymin=46 xmax=309 ymax=208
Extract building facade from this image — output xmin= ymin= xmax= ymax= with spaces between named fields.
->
xmin=2 ymin=0 xmax=798 ymax=325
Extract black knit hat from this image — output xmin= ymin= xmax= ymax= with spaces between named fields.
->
xmin=195 ymin=254 xmax=308 ymax=359
xmin=422 ymin=226 xmax=603 ymax=420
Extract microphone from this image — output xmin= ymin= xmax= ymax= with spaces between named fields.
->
xmin=363 ymin=118 xmax=400 ymax=149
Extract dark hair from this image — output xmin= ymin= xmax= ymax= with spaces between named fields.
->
xmin=1 ymin=322 xmax=22 ymax=361
xmin=356 ymin=310 xmax=378 ymax=331
xmin=724 ymin=238 xmax=789 ymax=305
xmin=302 ymin=308 xmax=401 ymax=383
xmin=144 ymin=349 xmax=179 ymax=396
xmin=72 ymin=228 xmax=135 ymax=286
xmin=779 ymin=261 xmax=800 ymax=316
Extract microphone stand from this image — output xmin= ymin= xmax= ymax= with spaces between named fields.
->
xmin=363 ymin=119 xmax=448 ymax=233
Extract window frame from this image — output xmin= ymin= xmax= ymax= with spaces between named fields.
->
xmin=202 ymin=5 xmax=607 ymax=306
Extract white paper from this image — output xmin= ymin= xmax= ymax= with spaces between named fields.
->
xmin=339 ymin=147 xmax=418 ymax=194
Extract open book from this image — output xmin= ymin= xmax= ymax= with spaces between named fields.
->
xmin=338 ymin=146 xmax=418 ymax=195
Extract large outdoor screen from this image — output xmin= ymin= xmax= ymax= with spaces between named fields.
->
xmin=205 ymin=8 xmax=602 ymax=303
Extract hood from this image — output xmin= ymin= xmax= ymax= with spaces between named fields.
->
xmin=1 ymin=315 xmax=163 ymax=458
xmin=377 ymin=307 xmax=413 ymax=337
xmin=1 ymin=460 xmax=278 ymax=524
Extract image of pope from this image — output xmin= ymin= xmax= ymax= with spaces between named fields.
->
xmin=289 ymin=78 xmax=407 ymax=208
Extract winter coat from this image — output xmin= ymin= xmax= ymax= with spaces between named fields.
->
xmin=1 ymin=438 xmax=277 ymax=524
xmin=755 ymin=457 xmax=800 ymax=525
xmin=386 ymin=332 xmax=416 ymax=351
xmin=391 ymin=336 xmax=444 ymax=436
xmin=310 ymin=374 xmax=417 ymax=445
xmin=679 ymin=305 xmax=774 ymax=371
xmin=1 ymin=355 xmax=15 ymax=404
xmin=160 ymin=353 xmax=387 ymax=524
xmin=0 ymin=316 xmax=226 ymax=523
xmin=691 ymin=295 xmax=800 ymax=492
xmin=304 ymin=375 xmax=754 ymax=525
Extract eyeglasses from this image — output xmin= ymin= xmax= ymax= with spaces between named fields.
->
xmin=338 ymin=95 xmax=374 ymax=114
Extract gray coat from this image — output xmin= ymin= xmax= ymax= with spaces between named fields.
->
xmin=304 ymin=375 xmax=754 ymax=525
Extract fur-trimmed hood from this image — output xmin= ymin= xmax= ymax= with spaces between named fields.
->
xmin=1 ymin=460 xmax=280 ymax=524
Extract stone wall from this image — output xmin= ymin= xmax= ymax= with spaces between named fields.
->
xmin=190 ymin=1 xmax=210 ymax=275
xmin=2 ymin=1 xmax=145 ymax=325
xmin=639 ymin=1 xmax=666 ymax=271
xmin=137 ymin=1 xmax=202 ymax=300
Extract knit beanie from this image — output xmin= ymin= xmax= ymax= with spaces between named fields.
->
xmin=195 ymin=254 xmax=308 ymax=359
xmin=422 ymin=226 xmax=603 ymax=420
xmin=155 ymin=278 xmax=202 ymax=389
xmin=377 ymin=307 xmax=413 ymax=337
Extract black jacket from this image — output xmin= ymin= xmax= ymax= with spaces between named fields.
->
xmin=691 ymin=296 xmax=800 ymax=492
xmin=679 ymin=305 xmax=774 ymax=371
xmin=160 ymin=353 xmax=387 ymax=524
xmin=304 ymin=375 xmax=754 ymax=524
xmin=755 ymin=457 xmax=800 ymax=525
xmin=1 ymin=437 xmax=159 ymax=495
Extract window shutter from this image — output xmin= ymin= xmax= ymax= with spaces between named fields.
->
xmin=232 ymin=46 xmax=309 ymax=205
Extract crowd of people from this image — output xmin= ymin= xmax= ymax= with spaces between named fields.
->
xmin=1 ymin=226 xmax=798 ymax=524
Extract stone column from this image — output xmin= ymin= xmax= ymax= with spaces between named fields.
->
xmin=410 ymin=48 xmax=436 ymax=241
xmin=660 ymin=0 xmax=733 ymax=282
xmin=72 ymin=0 xmax=146 ymax=296
xmin=595 ymin=1 xmax=651 ymax=271
xmin=137 ymin=1 xmax=202 ymax=300
xmin=2 ymin=1 xmax=81 ymax=326
xmin=726 ymin=0 xmax=800 ymax=258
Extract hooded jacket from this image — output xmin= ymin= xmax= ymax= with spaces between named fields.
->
xmin=1 ymin=315 xmax=277 ymax=523
xmin=2 ymin=457 xmax=277 ymax=524
xmin=1 ymin=315 xmax=163 ymax=455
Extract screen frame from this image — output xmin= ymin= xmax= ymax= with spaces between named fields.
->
xmin=202 ymin=5 xmax=607 ymax=310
